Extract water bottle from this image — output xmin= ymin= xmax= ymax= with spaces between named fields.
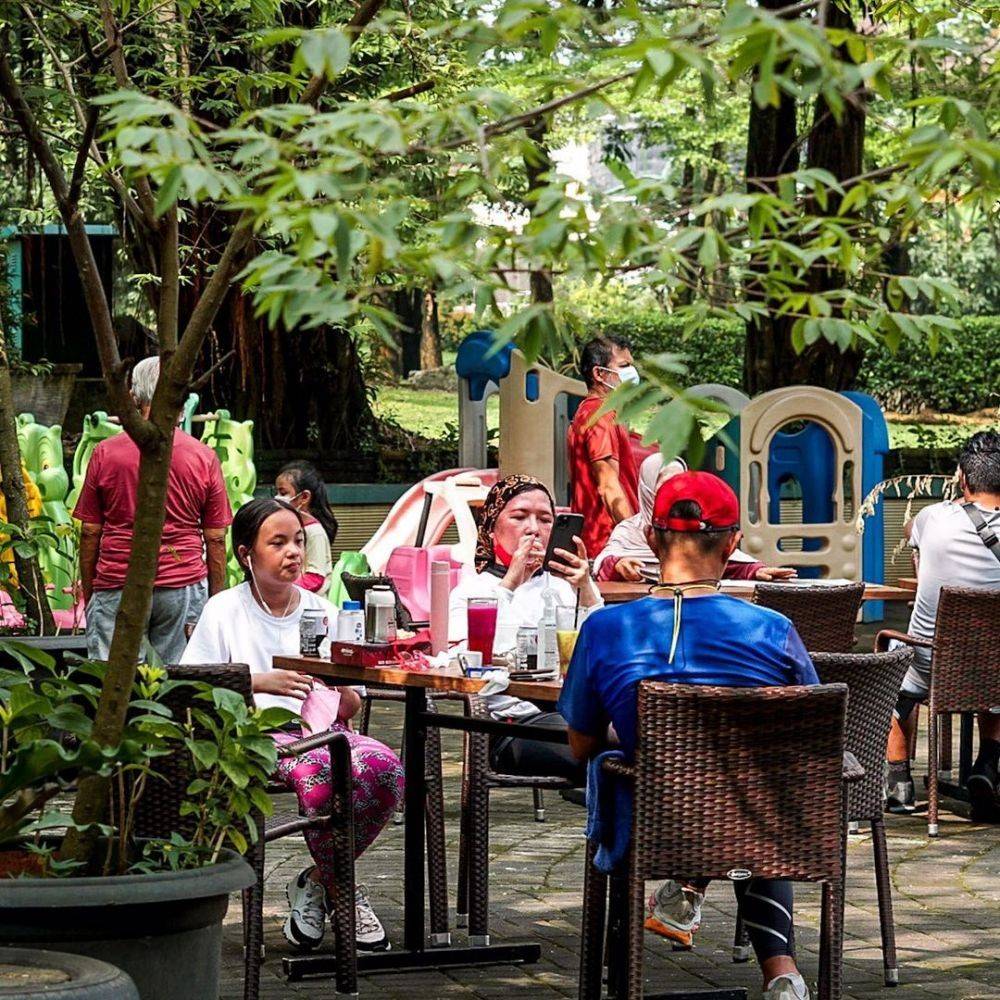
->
xmin=337 ymin=600 xmax=365 ymax=643
xmin=538 ymin=588 xmax=558 ymax=679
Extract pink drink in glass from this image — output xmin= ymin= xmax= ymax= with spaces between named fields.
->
xmin=466 ymin=597 xmax=499 ymax=665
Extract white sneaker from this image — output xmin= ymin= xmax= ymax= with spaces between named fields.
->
xmin=764 ymin=973 xmax=810 ymax=1000
xmin=283 ymin=869 xmax=328 ymax=950
xmin=644 ymin=880 xmax=705 ymax=948
xmin=354 ymin=884 xmax=390 ymax=951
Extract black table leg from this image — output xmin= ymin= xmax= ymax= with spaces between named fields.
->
xmin=403 ymin=685 xmax=427 ymax=952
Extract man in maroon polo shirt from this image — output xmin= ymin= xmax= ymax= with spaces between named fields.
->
xmin=73 ymin=357 xmax=232 ymax=663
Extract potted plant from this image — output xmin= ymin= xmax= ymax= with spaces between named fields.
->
xmin=0 ymin=645 xmax=291 ymax=1000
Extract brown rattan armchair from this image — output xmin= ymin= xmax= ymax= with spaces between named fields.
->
xmin=132 ymin=664 xmax=358 ymax=999
xmin=876 ymin=586 xmax=1000 ymax=837
xmin=733 ymin=648 xmax=913 ymax=987
xmin=579 ymin=682 xmax=850 ymax=1000
xmin=752 ymin=582 xmax=864 ymax=652
xmin=455 ymin=693 xmax=577 ymax=943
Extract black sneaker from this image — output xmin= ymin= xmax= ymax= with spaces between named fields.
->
xmin=885 ymin=763 xmax=916 ymax=814
xmin=967 ymin=758 xmax=1000 ymax=823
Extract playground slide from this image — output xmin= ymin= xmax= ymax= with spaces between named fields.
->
xmin=362 ymin=468 xmax=499 ymax=574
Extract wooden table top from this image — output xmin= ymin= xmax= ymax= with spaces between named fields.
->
xmin=276 ymin=655 xmax=564 ymax=703
xmin=598 ymin=580 xmax=916 ymax=603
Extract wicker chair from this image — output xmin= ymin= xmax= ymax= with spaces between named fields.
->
xmin=455 ymin=693 xmax=578 ymax=941
xmin=876 ymin=586 xmax=1000 ymax=836
xmin=752 ymin=582 xmax=864 ymax=652
xmin=578 ymin=682 xmax=850 ymax=1000
xmin=132 ymin=664 xmax=358 ymax=999
xmin=732 ymin=648 xmax=913 ymax=987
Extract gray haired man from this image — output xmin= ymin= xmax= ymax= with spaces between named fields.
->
xmin=73 ymin=357 xmax=233 ymax=663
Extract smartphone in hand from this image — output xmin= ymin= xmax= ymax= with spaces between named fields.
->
xmin=543 ymin=512 xmax=585 ymax=571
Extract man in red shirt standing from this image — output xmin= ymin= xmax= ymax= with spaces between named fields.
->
xmin=568 ymin=335 xmax=641 ymax=557
xmin=73 ymin=357 xmax=233 ymax=663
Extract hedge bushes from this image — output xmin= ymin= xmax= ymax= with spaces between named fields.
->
xmin=856 ymin=316 xmax=1000 ymax=414
xmin=575 ymin=309 xmax=1000 ymax=415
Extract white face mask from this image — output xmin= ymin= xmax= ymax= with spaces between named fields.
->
xmin=597 ymin=364 xmax=640 ymax=390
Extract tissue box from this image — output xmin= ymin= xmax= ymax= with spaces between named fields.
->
xmin=330 ymin=633 xmax=430 ymax=669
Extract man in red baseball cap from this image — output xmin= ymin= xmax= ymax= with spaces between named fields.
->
xmin=558 ymin=470 xmax=818 ymax=1000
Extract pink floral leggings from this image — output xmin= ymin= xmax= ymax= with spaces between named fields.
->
xmin=273 ymin=725 xmax=404 ymax=892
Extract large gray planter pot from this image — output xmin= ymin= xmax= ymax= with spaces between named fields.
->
xmin=0 ymin=947 xmax=138 ymax=999
xmin=0 ymin=850 xmax=253 ymax=1000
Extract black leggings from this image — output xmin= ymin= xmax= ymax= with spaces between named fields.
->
xmin=490 ymin=711 xmax=586 ymax=785
xmin=688 ymin=877 xmax=795 ymax=961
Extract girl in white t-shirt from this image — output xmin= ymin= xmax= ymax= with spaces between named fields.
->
xmin=183 ymin=498 xmax=401 ymax=953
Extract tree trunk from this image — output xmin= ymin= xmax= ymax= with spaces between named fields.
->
xmin=744 ymin=1 xmax=866 ymax=394
xmin=743 ymin=0 xmax=801 ymax=394
xmin=61 ymin=394 xmax=181 ymax=866
xmin=0 ymin=316 xmax=55 ymax=634
xmin=180 ymin=247 xmax=377 ymax=472
xmin=800 ymin=0 xmax=865 ymax=389
xmin=525 ymin=118 xmax=554 ymax=306
xmin=704 ymin=141 xmax=726 ymax=307
xmin=419 ymin=288 xmax=442 ymax=370
xmin=387 ymin=288 xmax=423 ymax=378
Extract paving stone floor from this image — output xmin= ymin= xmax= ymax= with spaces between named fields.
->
xmin=220 ymin=611 xmax=1000 ymax=999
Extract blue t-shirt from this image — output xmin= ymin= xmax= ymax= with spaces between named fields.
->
xmin=557 ymin=594 xmax=818 ymax=758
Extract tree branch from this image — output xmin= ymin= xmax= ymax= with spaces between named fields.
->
xmin=169 ymin=0 xmax=390 ymax=382
xmin=172 ymin=215 xmax=255 ymax=383
xmin=190 ymin=349 xmax=236 ymax=391
xmin=0 ymin=49 xmax=156 ymax=450
xmin=416 ymin=71 xmax=636 ymax=154
xmin=16 ymin=1 xmax=149 ymax=232
xmin=381 ymin=79 xmax=435 ymax=103
xmin=96 ymin=0 xmax=159 ymax=228
xmin=157 ymin=207 xmax=180 ymax=352
xmin=299 ymin=0 xmax=387 ymax=106
xmin=68 ymin=105 xmax=99 ymax=207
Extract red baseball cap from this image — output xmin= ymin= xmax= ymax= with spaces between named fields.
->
xmin=651 ymin=471 xmax=740 ymax=533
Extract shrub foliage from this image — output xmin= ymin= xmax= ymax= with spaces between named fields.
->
xmin=569 ymin=310 xmax=1000 ymax=415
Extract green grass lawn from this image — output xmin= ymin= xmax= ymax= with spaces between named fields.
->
xmin=373 ymin=386 xmax=499 ymax=440
xmin=371 ymin=384 xmax=992 ymax=450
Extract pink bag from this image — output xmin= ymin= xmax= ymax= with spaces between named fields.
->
xmin=300 ymin=683 xmax=342 ymax=734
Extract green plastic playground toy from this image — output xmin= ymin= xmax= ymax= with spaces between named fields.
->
xmin=180 ymin=393 xmax=199 ymax=435
xmin=200 ymin=409 xmax=256 ymax=586
xmin=15 ymin=414 xmax=76 ymax=610
xmin=328 ymin=551 xmax=371 ymax=608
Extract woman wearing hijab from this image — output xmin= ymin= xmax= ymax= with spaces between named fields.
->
xmin=448 ymin=474 xmax=603 ymax=780
xmin=594 ymin=453 xmax=796 ymax=583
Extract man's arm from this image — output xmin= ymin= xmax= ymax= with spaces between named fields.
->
xmin=203 ymin=527 xmax=228 ymax=596
xmin=592 ymin=457 xmax=634 ymax=525
xmin=568 ymin=726 xmax=605 ymax=763
xmin=79 ymin=522 xmax=102 ymax=604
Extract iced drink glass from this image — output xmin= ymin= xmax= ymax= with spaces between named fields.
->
xmin=467 ymin=598 xmax=499 ymax=665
